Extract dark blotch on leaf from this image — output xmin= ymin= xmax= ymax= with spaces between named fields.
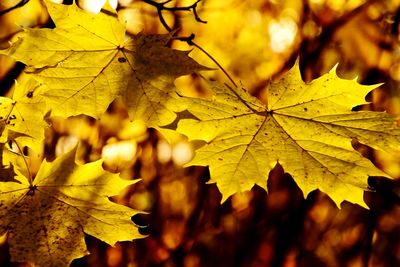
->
xmin=27 ymin=185 xmax=37 ymax=196
xmin=118 ymin=57 xmax=127 ymax=63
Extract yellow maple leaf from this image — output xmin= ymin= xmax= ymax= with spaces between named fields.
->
xmin=0 ymin=143 xmax=15 ymax=182
xmin=177 ymin=65 xmax=400 ymax=207
xmin=2 ymin=1 xmax=205 ymax=126
xmin=0 ymin=78 xmax=47 ymax=151
xmin=0 ymin=148 xmax=142 ymax=267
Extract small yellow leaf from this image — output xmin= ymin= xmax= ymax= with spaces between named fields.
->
xmin=0 ymin=78 xmax=47 ymax=151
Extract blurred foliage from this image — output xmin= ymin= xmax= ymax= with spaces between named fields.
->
xmin=0 ymin=0 xmax=399 ymax=266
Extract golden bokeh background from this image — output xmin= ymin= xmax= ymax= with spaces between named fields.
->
xmin=0 ymin=0 xmax=399 ymax=266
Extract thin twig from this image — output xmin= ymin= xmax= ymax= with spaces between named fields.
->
xmin=13 ymin=140 xmax=32 ymax=185
xmin=141 ymin=0 xmax=237 ymax=87
xmin=142 ymin=0 xmax=205 ymax=15
xmin=142 ymin=0 xmax=206 ymax=31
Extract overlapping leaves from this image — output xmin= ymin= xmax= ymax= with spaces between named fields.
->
xmin=0 ymin=0 xmax=399 ymax=266
xmin=3 ymin=0 xmax=205 ymax=126
xmin=0 ymin=78 xmax=47 ymax=151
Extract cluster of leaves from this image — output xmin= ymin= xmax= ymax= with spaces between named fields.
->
xmin=0 ymin=1 xmax=399 ymax=266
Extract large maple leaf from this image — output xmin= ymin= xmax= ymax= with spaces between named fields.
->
xmin=0 ymin=148 xmax=142 ymax=267
xmin=177 ymin=65 xmax=400 ymax=207
xmin=2 ymin=1 xmax=205 ymax=126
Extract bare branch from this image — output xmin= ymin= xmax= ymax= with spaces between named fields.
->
xmin=141 ymin=0 xmax=206 ymax=32
xmin=141 ymin=0 xmax=236 ymax=86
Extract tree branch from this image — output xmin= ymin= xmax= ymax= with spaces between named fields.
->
xmin=141 ymin=0 xmax=206 ymax=31
xmin=141 ymin=0 xmax=237 ymax=86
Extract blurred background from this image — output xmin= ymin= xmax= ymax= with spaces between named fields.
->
xmin=0 ymin=0 xmax=399 ymax=266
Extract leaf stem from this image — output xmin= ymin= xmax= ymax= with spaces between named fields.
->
xmin=141 ymin=0 xmax=237 ymax=87
xmin=193 ymin=40 xmax=237 ymax=87
xmin=13 ymin=140 xmax=32 ymax=185
xmin=175 ymin=34 xmax=237 ymax=87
